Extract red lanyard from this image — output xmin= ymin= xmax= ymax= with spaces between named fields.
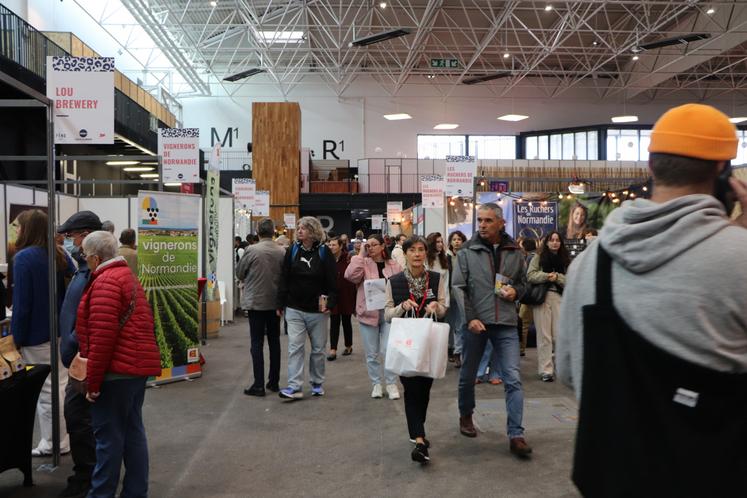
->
xmin=408 ymin=272 xmax=430 ymax=315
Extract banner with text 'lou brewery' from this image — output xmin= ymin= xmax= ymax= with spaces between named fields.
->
xmin=137 ymin=191 xmax=202 ymax=383
xmin=46 ymin=56 xmax=114 ymax=144
xmin=513 ymin=200 xmax=558 ymax=241
xmin=158 ymin=128 xmax=200 ymax=183
xmin=445 ymin=156 xmax=476 ymax=197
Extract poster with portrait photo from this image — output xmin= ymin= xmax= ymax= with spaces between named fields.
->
xmin=558 ymin=197 xmax=617 ymax=241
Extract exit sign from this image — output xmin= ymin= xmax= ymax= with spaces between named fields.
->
xmin=430 ymin=58 xmax=460 ymax=68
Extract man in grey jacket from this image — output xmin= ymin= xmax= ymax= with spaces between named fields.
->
xmin=237 ymin=218 xmax=286 ymax=396
xmin=558 ymin=104 xmax=747 ymax=496
xmin=453 ymin=203 xmax=532 ymax=458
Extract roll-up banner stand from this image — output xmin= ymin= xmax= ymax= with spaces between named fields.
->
xmin=137 ymin=191 xmax=202 ymax=384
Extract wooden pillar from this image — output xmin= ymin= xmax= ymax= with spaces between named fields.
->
xmin=251 ymin=102 xmax=301 ymax=224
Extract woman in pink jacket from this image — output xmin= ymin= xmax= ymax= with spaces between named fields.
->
xmin=344 ymin=234 xmax=402 ymax=399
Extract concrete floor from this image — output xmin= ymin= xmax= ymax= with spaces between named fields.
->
xmin=1 ymin=316 xmax=581 ymax=498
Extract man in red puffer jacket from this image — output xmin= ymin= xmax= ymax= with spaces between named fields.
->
xmin=75 ymin=231 xmax=161 ymax=498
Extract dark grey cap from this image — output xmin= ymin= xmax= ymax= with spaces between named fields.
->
xmin=57 ymin=211 xmax=103 ymax=233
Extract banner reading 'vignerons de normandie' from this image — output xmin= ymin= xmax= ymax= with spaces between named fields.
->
xmin=46 ymin=56 xmax=114 ymax=144
xmin=138 ymin=191 xmax=201 ymax=383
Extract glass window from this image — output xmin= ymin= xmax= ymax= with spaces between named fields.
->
xmin=550 ymin=134 xmax=562 ymax=160
xmin=526 ymin=136 xmax=538 ymax=160
xmin=619 ymin=129 xmax=639 ymax=161
xmin=639 ymin=130 xmax=651 ymax=162
xmin=575 ymin=132 xmax=587 ymax=160
xmin=562 ymin=133 xmax=574 ymax=160
xmin=538 ymin=135 xmax=549 ymax=159
xmin=735 ymin=130 xmax=747 ymax=166
xmin=468 ymin=135 xmax=517 ymax=159
xmin=587 ymin=131 xmax=598 ymax=160
xmin=606 ymin=129 xmax=619 ymax=160
xmin=417 ymin=135 xmax=466 ymax=159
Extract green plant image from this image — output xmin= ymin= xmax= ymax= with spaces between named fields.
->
xmin=138 ymin=232 xmax=199 ymax=368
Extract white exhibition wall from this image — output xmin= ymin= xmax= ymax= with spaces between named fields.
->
xmin=1 ymin=187 xmax=236 ymax=315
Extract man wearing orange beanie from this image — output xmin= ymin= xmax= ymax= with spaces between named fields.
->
xmin=557 ymin=103 xmax=747 ymax=496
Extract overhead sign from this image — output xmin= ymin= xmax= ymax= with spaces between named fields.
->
xmin=445 ymin=155 xmax=477 ymax=197
xmin=371 ymin=214 xmax=383 ymax=230
xmin=158 ymin=128 xmax=200 ymax=183
xmin=430 ymin=58 xmax=460 ymax=68
xmin=232 ymin=178 xmax=255 ymax=210
xmin=47 ymin=56 xmax=114 ymax=144
xmin=387 ymin=201 xmax=403 ymax=223
xmin=283 ymin=212 xmax=296 ymax=227
xmin=254 ymin=191 xmax=270 ymax=217
xmin=421 ymin=175 xmax=445 ymax=208
xmin=513 ymin=201 xmax=558 ymax=241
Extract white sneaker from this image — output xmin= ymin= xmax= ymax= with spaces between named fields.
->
xmin=371 ymin=384 xmax=383 ymax=398
xmin=386 ymin=384 xmax=400 ymax=400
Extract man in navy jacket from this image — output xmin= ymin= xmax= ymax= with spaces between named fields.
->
xmin=57 ymin=211 xmax=102 ymax=498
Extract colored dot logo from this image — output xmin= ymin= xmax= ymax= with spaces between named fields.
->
xmin=141 ymin=196 xmax=159 ymax=225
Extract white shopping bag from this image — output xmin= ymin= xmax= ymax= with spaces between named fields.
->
xmin=363 ymin=278 xmax=387 ymax=311
xmin=427 ymin=320 xmax=451 ymax=379
xmin=385 ymin=317 xmax=432 ymax=377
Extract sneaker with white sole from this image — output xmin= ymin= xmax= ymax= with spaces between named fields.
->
xmin=311 ymin=384 xmax=325 ymax=397
xmin=279 ymin=387 xmax=303 ymax=401
xmin=371 ymin=383 xmax=383 ymax=398
xmin=386 ymin=384 xmax=400 ymax=400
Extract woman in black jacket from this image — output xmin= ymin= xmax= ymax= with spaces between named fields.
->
xmin=384 ymin=236 xmax=447 ymax=464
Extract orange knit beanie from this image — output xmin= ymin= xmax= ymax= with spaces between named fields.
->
xmin=648 ymin=103 xmax=738 ymax=161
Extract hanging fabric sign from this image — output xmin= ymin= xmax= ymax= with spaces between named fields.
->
xmin=387 ymin=201 xmax=403 ymax=223
xmin=206 ymin=144 xmax=221 ymax=301
xmin=283 ymin=213 xmax=296 ymax=227
xmin=513 ymin=201 xmax=558 ymax=241
xmin=371 ymin=214 xmax=383 ymax=230
xmin=137 ymin=191 xmax=202 ymax=383
xmin=46 ymin=56 xmax=115 ymax=144
xmin=158 ymin=128 xmax=200 ymax=183
xmin=421 ymin=175 xmax=445 ymax=208
xmin=445 ymin=155 xmax=477 ymax=197
xmin=254 ymin=191 xmax=270 ymax=217
xmin=232 ymin=178 xmax=256 ymax=210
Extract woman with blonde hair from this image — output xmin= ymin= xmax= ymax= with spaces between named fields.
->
xmin=565 ymin=203 xmax=589 ymax=240
xmin=277 ymin=216 xmax=337 ymax=400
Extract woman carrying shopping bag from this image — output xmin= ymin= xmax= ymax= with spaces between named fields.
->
xmin=344 ymin=235 xmax=402 ymax=399
xmin=384 ymin=236 xmax=447 ymax=464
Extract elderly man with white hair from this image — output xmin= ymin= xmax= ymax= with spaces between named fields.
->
xmin=276 ymin=216 xmax=337 ymax=400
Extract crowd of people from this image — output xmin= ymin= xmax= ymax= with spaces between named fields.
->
xmin=5 ymin=103 xmax=747 ymax=495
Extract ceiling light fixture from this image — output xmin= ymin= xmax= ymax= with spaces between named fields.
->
xmin=383 ymin=113 xmax=412 ymax=120
xmin=462 ymin=72 xmax=511 ymax=85
xmin=426 ymin=74 xmax=435 ymax=79
xmin=434 ymin=123 xmax=459 ymax=130
xmin=498 ymin=114 xmax=529 ymax=122
xmin=545 ymin=5 xmax=553 ymax=11
xmin=592 ymin=40 xmax=598 ymax=46
xmin=123 ymin=166 xmax=155 ymax=172
xmin=164 ymin=182 xmax=182 ymax=187
xmin=106 ymin=160 xmax=140 ymax=166
xmin=503 ymin=52 xmax=510 ymax=58
xmin=223 ymin=68 xmax=265 ymax=82
xmin=611 ymin=115 xmax=639 ymax=123
xmin=379 ymin=1 xmax=387 ymax=8
xmin=729 ymin=117 xmax=747 ymax=124
xmin=115 ymin=134 xmax=155 ymax=155
xmin=632 ymin=55 xmax=639 ymax=61
xmin=209 ymin=1 xmax=217 ymax=7
xmin=350 ymin=28 xmax=411 ymax=47
xmin=706 ymin=7 xmax=715 ymax=15
xmin=140 ymin=173 xmax=159 ymax=179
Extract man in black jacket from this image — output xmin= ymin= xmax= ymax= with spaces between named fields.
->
xmin=277 ymin=216 xmax=337 ymax=400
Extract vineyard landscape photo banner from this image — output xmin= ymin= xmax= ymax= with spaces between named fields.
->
xmin=137 ymin=191 xmax=202 ymax=383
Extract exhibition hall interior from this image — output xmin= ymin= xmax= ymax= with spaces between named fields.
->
xmin=1 ymin=0 xmax=746 ymax=497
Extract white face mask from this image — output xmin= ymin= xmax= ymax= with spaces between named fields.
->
xmin=63 ymin=237 xmax=76 ymax=253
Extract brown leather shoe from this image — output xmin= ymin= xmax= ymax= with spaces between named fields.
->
xmin=509 ymin=437 xmax=533 ymax=459
xmin=459 ymin=415 xmax=477 ymax=438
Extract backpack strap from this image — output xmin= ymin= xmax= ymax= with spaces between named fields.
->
xmin=291 ymin=242 xmax=326 ymax=261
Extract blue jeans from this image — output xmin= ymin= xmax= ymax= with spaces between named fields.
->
xmin=446 ymin=299 xmax=464 ymax=355
xmin=477 ymin=341 xmax=501 ymax=381
xmin=285 ymin=307 xmax=328 ymax=391
xmin=458 ymin=324 xmax=525 ymax=438
xmin=358 ymin=311 xmax=397 ymax=386
xmin=89 ymin=378 xmax=149 ymax=498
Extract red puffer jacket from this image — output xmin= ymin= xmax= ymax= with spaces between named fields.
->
xmin=77 ymin=258 xmax=162 ymax=393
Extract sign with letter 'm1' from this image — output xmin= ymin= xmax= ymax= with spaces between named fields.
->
xmin=47 ymin=56 xmax=114 ymax=144
xmin=159 ymin=129 xmax=200 ymax=183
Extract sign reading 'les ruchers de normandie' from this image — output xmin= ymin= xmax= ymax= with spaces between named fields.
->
xmin=46 ymin=56 xmax=114 ymax=144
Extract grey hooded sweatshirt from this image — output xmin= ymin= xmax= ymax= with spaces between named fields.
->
xmin=557 ymin=194 xmax=747 ymax=399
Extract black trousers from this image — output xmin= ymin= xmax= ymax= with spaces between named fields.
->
xmin=400 ymin=376 xmax=434 ymax=439
xmin=248 ymin=310 xmax=281 ymax=389
xmin=63 ymin=381 xmax=96 ymax=484
xmin=329 ymin=314 xmax=353 ymax=350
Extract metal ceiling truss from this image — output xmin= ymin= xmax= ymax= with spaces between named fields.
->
xmin=106 ymin=0 xmax=747 ymax=101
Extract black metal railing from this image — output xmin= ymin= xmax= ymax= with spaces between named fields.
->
xmin=0 ymin=4 xmax=67 ymax=79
